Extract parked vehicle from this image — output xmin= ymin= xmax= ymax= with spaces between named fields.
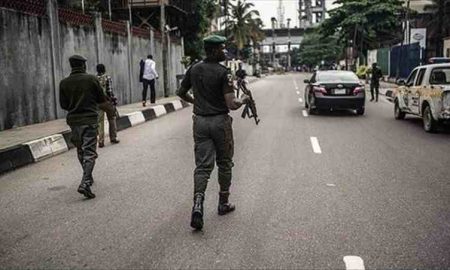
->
xmin=304 ymin=71 xmax=366 ymax=115
xmin=394 ymin=63 xmax=450 ymax=132
xmin=428 ymin=57 xmax=450 ymax=64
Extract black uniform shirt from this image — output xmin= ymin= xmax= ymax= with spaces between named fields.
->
xmin=178 ymin=60 xmax=234 ymax=116
xmin=59 ymin=68 xmax=107 ymax=126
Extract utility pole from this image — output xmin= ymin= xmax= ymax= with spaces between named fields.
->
xmin=108 ymin=0 xmax=112 ymax=20
xmin=287 ymin=18 xmax=291 ymax=70
xmin=161 ymin=0 xmax=169 ymax=97
xmin=81 ymin=0 xmax=85 ymax=13
xmin=271 ymin=17 xmax=277 ymax=67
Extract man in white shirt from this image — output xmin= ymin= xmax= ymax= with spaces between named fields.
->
xmin=141 ymin=54 xmax=159 ymax=106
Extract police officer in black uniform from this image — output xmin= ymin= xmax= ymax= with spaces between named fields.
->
xmin=60 ymin=55 xmax=107 ymax=199
xmin=177 ymin=35 xmax=249 ymax=230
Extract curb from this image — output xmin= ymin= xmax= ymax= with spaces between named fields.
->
xmin=0 ymin=100 xmax=190 ymax=175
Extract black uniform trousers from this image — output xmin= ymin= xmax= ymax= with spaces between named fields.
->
xmin=142 ymin=79 xmax=156 ymax=103
xmin=370 ymin=80 xmax=379 ymax=100
xmin=70 ymin=124 xmax=98 ymax=186
xmin=193 ymin=114 xmax=234 ymax=195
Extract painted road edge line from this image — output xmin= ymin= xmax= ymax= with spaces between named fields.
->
xmin=298 ymin=98 xmax=303 ymax=103
xmin=302 ymin=110 xmax=308 ymax=117
xmin=296 ymin=91 xmax=300 ymax=95
xmin=343 ymin=256 xmax=365 ymax=270
xmin=310 ymin=137 xmax=322 ymax=154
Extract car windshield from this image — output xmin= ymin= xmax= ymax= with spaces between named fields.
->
xmin=317 ymin=72 xmax=359 ymax=83
xmin=430 ymin=67 xmax=450 ymax=85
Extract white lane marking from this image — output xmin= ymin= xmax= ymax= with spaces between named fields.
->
xmin=310 ymin=137 xmax=322 ymax=154
xmin=326 ymin=183 xmax=336 ymax=187
xmin=302 ymin=110 xmax=308 ymax=117
xmin=296 ymin=91 xmax=300 ymax=95
xmin=298 ymin=98 xmax=303 ymax=103
xmin=293 ymin=78 xmax=299 ymax=90
xmin=343 ymin=256 xmax=365 ymax=270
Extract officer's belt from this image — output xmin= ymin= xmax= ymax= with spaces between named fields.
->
xmin=195 ymin=112 xmax=228 ymax=117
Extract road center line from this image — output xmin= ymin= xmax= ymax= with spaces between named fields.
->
xmin=293 ymin=79 xmax=299 ymax=90
xmin=310 ymin=137 xmax=322 ymax=154
xmin=343 ymin=256 xmax=365 ymax=270
xmin=298 ymin=98 xmax=303 ymax=103
xmin=296 ymin=91 xmax=300 ymax=95
xmin=302 ymin=110 xmax=308 ymax=117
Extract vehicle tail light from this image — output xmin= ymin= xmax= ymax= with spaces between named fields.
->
xmin=313 ymin=86 xmax=327 ymax=94
xmin=353 ymin=87 xmax=364 ymax=95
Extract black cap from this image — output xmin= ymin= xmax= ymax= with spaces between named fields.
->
xmin=69 ymin=54 xmax=87 ymax=62
xmin=203 ymin=35 xmax=227 ymax=45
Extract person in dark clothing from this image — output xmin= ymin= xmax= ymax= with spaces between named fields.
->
xmin=370 ymin=63 xmax=383 ymax=102
xmin=59 ymin=55 xmax=107 ymax=199
xmin=177 ymin=35 xmax=250 ymax=231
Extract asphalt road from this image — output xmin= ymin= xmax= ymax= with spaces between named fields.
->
xmin=1 ymin=73 xmax=450 ymax=269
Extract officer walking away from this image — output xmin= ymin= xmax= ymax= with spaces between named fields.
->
xmin=59 ymin=55 xmax=108 ymax=199
xmin=370 ymin=63 xmax=383 ymax=102
xmin=176 ymin=35 xmax=250 ymax=231
xmin=140 ymin=54 xmax=159 ymax=107
xmin=96 ymin=64 xmax=120 ymax=148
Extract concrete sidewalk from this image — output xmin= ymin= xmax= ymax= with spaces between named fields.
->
xmin=0 ymin=97 xmax=189 ymax=175
xmin=0 ymin=76 xmax=261 ymax=175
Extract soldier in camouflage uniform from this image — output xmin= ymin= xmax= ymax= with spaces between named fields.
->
xmin=177 ymin=35 xmax=250 ymax=230
xmin=96 ymin=64 xmax=120 ymax=148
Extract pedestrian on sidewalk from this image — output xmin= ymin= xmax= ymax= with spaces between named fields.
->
xmin=177 ymin=35 xmax=250 ymax=231
xmin=140 ymin=54 xmax=159 ymax=107
xmin=96 ymin=64 xmax=120 ymax=148
xmin=59 ymin=55 xmax=108 ymax=199
xmin=370 ymin=63 xmax=383 ymax=102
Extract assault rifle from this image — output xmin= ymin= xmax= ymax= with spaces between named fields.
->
xmin=237 ymin=78 xmax=260 ymax=125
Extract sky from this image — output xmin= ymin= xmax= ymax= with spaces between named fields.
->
xmin=245 ymin=0 xmax=339 ymax=29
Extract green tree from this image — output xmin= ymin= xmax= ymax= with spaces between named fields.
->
xmin=224 ymin=0 xmax=263 ymax=58
xmin=424 ymin=0 xmax=450 ymax=56
xmin=298 ymin=31 xmax=343 ymax=67
xmin=320 ymin=0 xmax=407 ymax=64
xmin=183 ymin=0 xmax=218 ymax=61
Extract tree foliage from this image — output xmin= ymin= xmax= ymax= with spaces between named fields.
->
xmin=424 ymin=0 xmax=450 ymax=56
xmin=183 ymin=0 xmax=218 ymax=60
xmin=320 ymin=0 xmax=407 ymax=51
xmin=297 ymin=31 xmax=343 ymax=67
xmin=224 ymin=0 xmax=264 ymax=58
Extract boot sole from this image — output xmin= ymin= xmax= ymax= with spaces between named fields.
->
xmin=218 ymin=207 xmax=235 ymax=216
xmin=190 ymin=211 xmax=203 ymax=230
xmin=77 ymin=187 xmax=96 ymax=199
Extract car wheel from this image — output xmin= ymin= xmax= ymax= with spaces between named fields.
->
xmin=423 ymin=105 xmax=439 ymax=133
xmin=304 ymin=93 xmax=309 ymax=108
xmin=356 ymin=107 xmax=365 ymax=115
xmin=394 ymin=100 xmax=406 ymax=120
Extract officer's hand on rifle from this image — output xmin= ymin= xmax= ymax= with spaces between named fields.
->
xmin=240 ymin=94 xmax=250 ymax=104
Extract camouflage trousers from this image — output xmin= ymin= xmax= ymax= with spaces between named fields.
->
xmin=98 ymin=102 xmax=118 ymax=143
xmin=70 ymin=124 xmax=98 ymax=186
xmin=193 ymin=114 xmax=234 ymax=195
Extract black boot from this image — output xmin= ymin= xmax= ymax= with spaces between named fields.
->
xmin=191 ymin=193 xmax=204 ymax=230
xmin=77 ymin=183 xmax=96 ymax=199
xmin=218 ymin=191 xmax=235 ymax=216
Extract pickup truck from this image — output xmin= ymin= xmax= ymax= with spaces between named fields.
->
xmin=394 ymin=63 xmax=450 ymax=132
